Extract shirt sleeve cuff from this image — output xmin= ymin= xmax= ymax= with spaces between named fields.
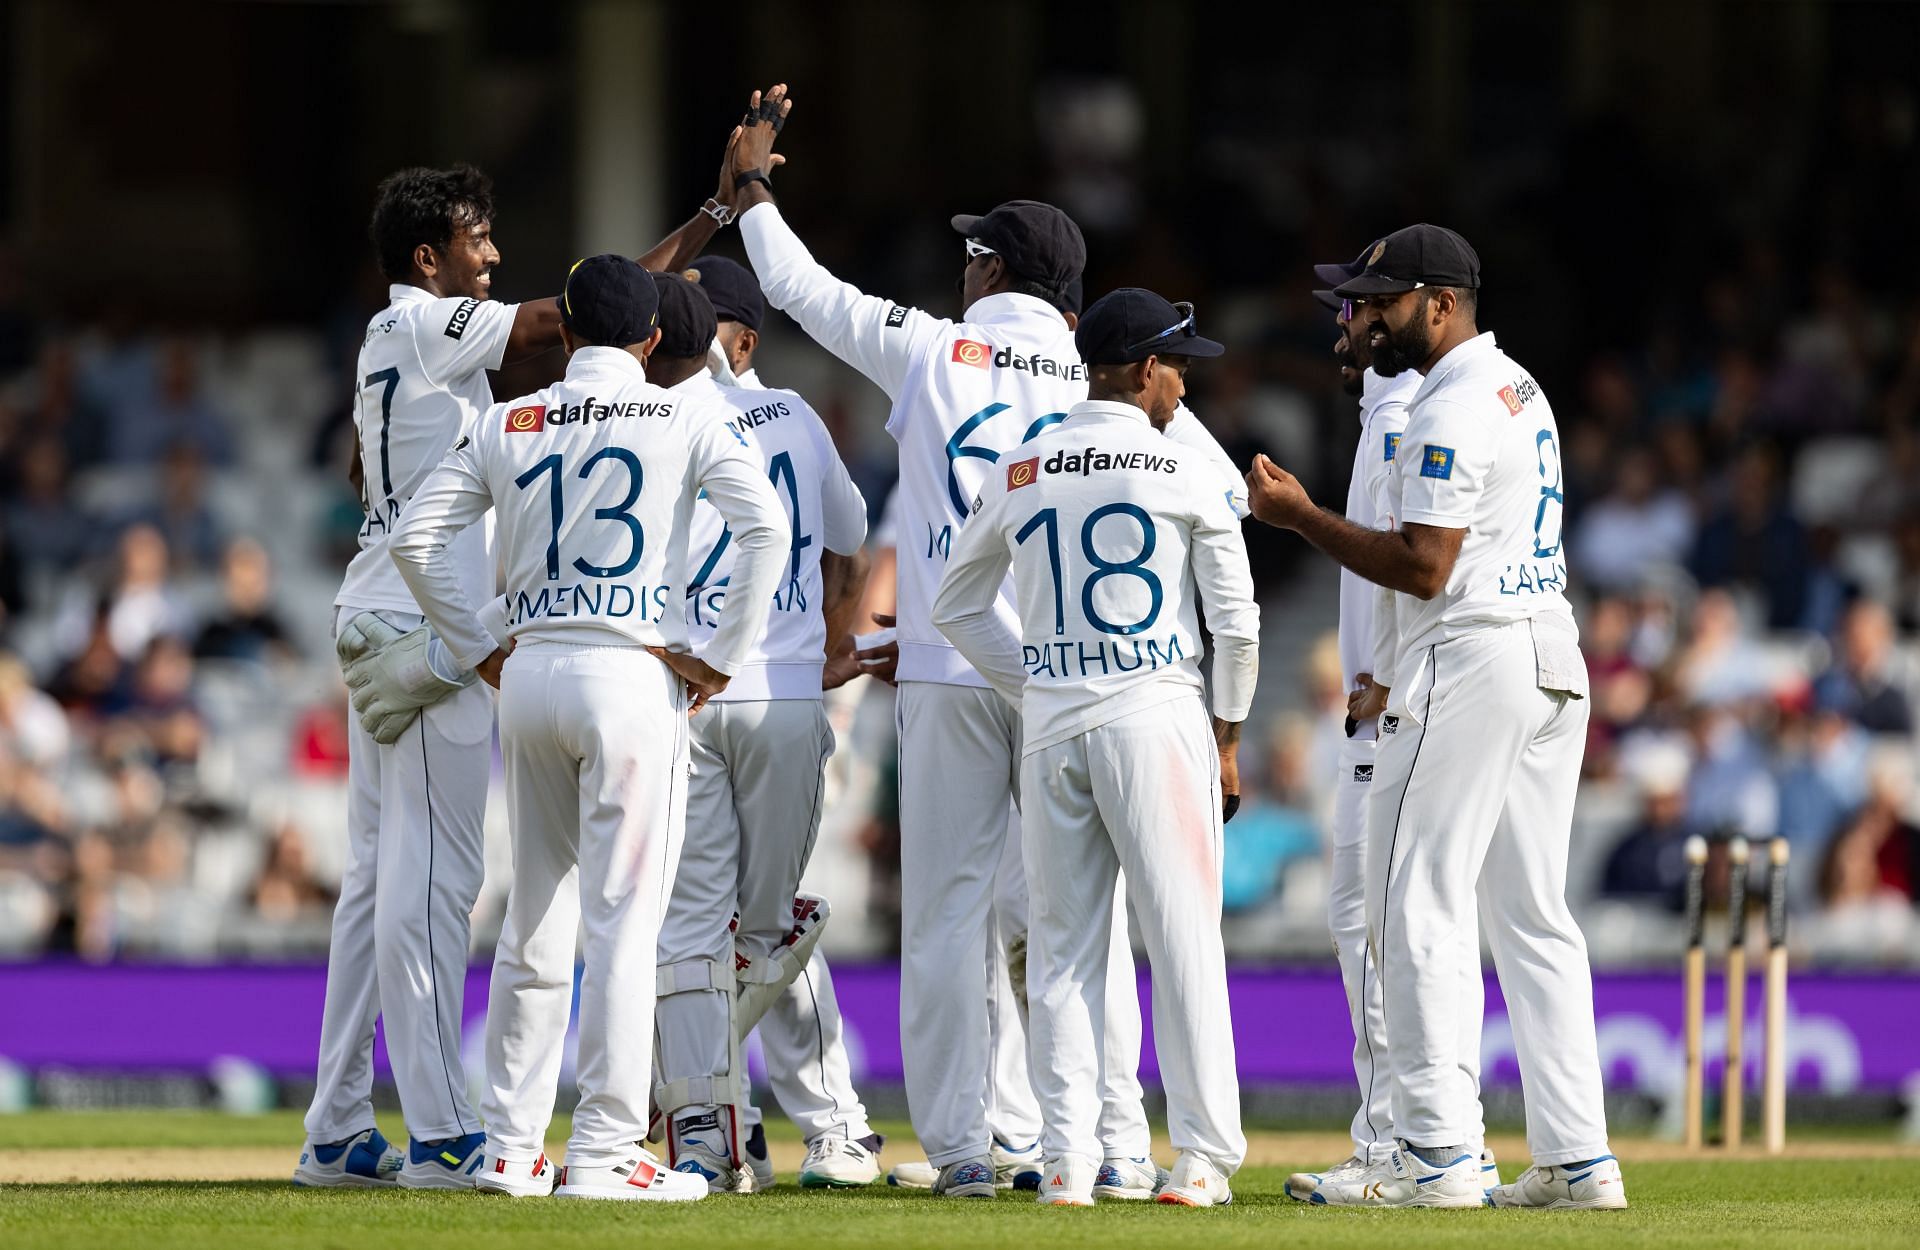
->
xmin=1399 ymin=507 xmax=1471 ymax=528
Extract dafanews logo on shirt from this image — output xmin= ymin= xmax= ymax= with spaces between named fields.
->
xmin=505 ymin=404 xmax=545 ymax=433
xmin=952 ymin=339 xmax=991 ymax=369
xmin=1042 ymin=445 xmax=1180 ymax=477
xmin=1006 ymin=457 xmax=1039 ymax=490
xmin=947 ymin=339 xmax=1088 ymax=380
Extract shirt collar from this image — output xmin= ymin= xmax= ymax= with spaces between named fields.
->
xmin=1419 ymin=330 xmax=1499 ymax=392
xmin=668 ymin=369 xmax=725 ymax=400
xmin=1067 ymin=398 xmax=1154 ymax=428
xmin=388 ymin=283 xmax=434 ymax=305
xmin=1358 ymin=366 xmax=1421 ymax=423
xmin=564 ymin=346 xmax=651 ymax=383
xmin=961 ymin=291 xmax=1068 ymax=327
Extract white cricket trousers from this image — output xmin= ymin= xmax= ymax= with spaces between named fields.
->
xmin=750 ymin=950 xmax=874 ymax=1142
xmin=481 ymin=644 xmax=688 ymax=1167
xmin=305 ymin=609 xmax=491 ymax=1145
xmin=896 ymin=680 xmax=1150 ymax=1166
xmin=1369 ymin=621 xmax=1608 ymax=1165
xmin=1022 ymin=696 xmax=1246 ymax=1175
xmin=1328 ymin=734 xmax=1485 ymax=1162
xmin=656 ymin=699 xmax=833 ymax=1133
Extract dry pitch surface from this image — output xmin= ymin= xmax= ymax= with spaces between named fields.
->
xmin=2 ymin=1112 xmax=1917 ymax=1249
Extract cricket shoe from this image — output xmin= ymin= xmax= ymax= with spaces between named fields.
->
xmin=1296 ymin=1144 xmax=1486 ymax=1208
xmin=931 ymin=1156 xmax=997 ymax=1198
xmin=1093 ymin=1155 xmax=1169 ymax=1200
xmin=1489 ymin=1155 xmax=1627 ymax=1210
xmin=1479 ymin=1146 xmax=1501 ymax=1197
xmin=1284 ymin=1151 xmax=1375 ymax=1203
xmin=743 ymin=1122 xmax=775 ymax=1190
xmin=1155 ymin=1150 xmax=1233 ymax=1207
xmin=886 ymin=1159 xmax=936 ymax=1189
xmin=292 ymin=1127 xmax=403 ymax=1188
xmin=1037 ymin=1155 xmax=1099 ymax=1206
xmin=476 ymin=1151 xmax=555 ymax=1197
xmin=398 ymin=1130 xmax=486 ymax=1190
xmin=991 ymin=1135 xmax=1044 ymax=1190
xmin=669 ymin=1111 xmax=753 ymax=1193
xmin=800 ymin=1132 xmax=884 ymax=1188
xmin=554 ymin=1148 xmax=707 ymax=1202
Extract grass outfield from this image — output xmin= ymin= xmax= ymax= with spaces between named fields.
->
xmin=2 ymin=1112 xmax=1917 ymax=1249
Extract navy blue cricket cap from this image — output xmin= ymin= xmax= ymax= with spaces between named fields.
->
xmin=651 ymin=271 xmax=718 ymax=359
xmin=1312 ymin=243 xmax=1375 ymax=312
xmin=560 ymin=253 xmax=659 ymax=347
xmin=1075 ymin=288 xmax=1225 ymax=366
xmin=1333 ymin=224 xmax=1481 ymax=297
xmin=685 ymin=255 xmax=763 ymax=331
xmin=950 ymin=200 xmax=1086 ymax=303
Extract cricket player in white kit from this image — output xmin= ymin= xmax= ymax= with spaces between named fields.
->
xmin=639 ymin=272 xmax=876 ymax=1191
xmin=686 ymin=255 xmax=886 ymax=1189
xmin=1286 ymin=254 xmax=1495 ymax=1199
xmin=934 ymin=289 xmax=1258 ymax=1208
xmin=1248 ymin=225 xmax=1625 ymax=1210
xmin=390 ymin=255 xmax=788 ymax=1202
xmin=721 ymin=87 xmax=1162 ymax=1196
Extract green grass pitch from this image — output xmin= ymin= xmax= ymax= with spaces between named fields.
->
xmin=1 ymin=1111 xmax=1916 ymax=1249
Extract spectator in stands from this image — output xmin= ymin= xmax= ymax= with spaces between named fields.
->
xmin=1812 ymin=598 xmax=1916 ymax=735
xmin=193 ymin=538 xmax=294 ymax=664
xmin=250 ymin=821 xmax=335 ymax=923
xmin=105 ymin=337 xmax=233 ymax=467
xmin=1814 ymin=747 xmax=1920 ymax=956
xmin=46 ymin=602 xmax=128 ymax=725
xmin=0 ymin=652 xmax=69 ymax=768
xmin=121 ymin=636 xmax=205 ymax=775
xmin=1775 ymin=702 xmax=1871 ymax=862
xmin=1572 ymin=447 xmax=1696 ymax=593
xmin=1674 ymin=589 xmax=1775 ymax=707
xmin=123 ymin=445 xmax=223 ymax=571
xmin=1601 ymin=742 xmax=1692 ymax=908
xmin=1583 ymin=596 xmax=1654 ymax=777
xmin=1689 ymin=444 xmax=1811 ymax=630
xmin=1682 ymin=703 xmax=1778 ymax=842
xmin=2 ymin=438 xmax=90 ymax=594
xmin=100 ymin=524 xmax=187 ymax=662
xmin=1222 ymin=714 xmax=1321 ymax=914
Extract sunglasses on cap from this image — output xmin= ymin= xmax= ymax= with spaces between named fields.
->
xmin=963 ymin=238 xmax=996 ymax=262
xmin=1124 ymin=300 xmax=1197 ymax=355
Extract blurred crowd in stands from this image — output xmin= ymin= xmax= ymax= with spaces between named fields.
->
xmin=1 ymin=193 xmax=1918 ymax=968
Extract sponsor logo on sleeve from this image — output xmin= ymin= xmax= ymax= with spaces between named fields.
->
xmin=1354 ymin=763 xmax=1374 ymax=783
xmin=1385 ymin=432 xmax=1401 ymax=461
xmin=971 ymin=493 xmax=984 ymax=515
xmin=505 ymin=404 xmax=546 ymax=433
xmin=951 ymin=338 xmax=991 ymax=369
xmin=445 ymin=298 xmax=478 ymax=341
xmin=1381 ymin=714 xmax=1399 ymax=735
xmin=1499 ymin=384 xmax=1523 ymax=415
xmin=885 ymin=304 xmax=909 ymax=328
xmin=1420 ymin=444 xmax=1455 ymax=480
xmin=1006 ymin=457 xmax=1039 ymax=490
xmin=453 ymin=435 xmax=471 ymax=451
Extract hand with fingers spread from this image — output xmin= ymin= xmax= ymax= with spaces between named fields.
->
xmin=645 ymin=645 xmax=731 ymax=715
xmin=726 ymin=83 xmax=793 ymax=210
xmin=1246 ymin=452 xmax=1317 ymax=531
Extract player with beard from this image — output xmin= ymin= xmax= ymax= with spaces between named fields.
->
xmin=1247 ymin=225 xmax=1623 ymax=1210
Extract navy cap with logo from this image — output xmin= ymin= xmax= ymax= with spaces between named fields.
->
xmin=685 ymin=255 xmax=763 ymax=331
xmin=950 ymin=200 xmax=1086 ymax=303
xmin=1311 ymin=243 xmax=1375 ymax=312
xmin=560 ymin=253 xmax=660 ymax=348
xmin=650 ymin=271 xmax=718 ymax=359
xmin=1075 ymin=288 xmax=1225 ymax=366
xmin=1333 ymin=223 xmax=1481 ymax=298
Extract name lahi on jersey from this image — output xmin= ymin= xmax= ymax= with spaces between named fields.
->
xmin=1498 ymin=559 xmax=1567 ymax=596
xmin=728 ymin=399 xmax=790 ymax=433
xmin=1042 ymin=446 xmax=1181 ymax=476
xmin=950 ymin=340 xmax=1088 ymax=380
xmin=506 ymin=581 xmax=673 ymax=626
xmin=1023 ymin=634 xmax=1187 ymax=680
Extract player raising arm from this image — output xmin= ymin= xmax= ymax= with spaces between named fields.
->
xmin=390 ymin=256 xmax=787 ymax=1202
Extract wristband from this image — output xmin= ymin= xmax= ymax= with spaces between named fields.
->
xmin=700 ymin=197 xmax=735 ymax=226
xmin=733 ymin=169 xmax=772 ymax=193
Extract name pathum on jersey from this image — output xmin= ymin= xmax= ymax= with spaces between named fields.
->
xmin=933 ymin=401 xmax=1260 ymax=756
xmin=335 ymin=286 xmax=517 ymax=615
xmin=679 ymin=373 xmax=867 ymax=700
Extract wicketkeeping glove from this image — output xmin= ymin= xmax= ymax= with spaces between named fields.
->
xmin=336 ymin=612 xmax=476 ymax=745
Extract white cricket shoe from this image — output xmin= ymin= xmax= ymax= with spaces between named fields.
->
xmin=1489 ymin=1155 xmax=1627 ymax=1210
xmin=743 ymin=1122 xmax=775 ymax=1191
xmin=1297 ymin=1144 xmax=1486 ymax=1208
xmin=886 ymin=1159 xmax=937 ymax=1189
xmin=800 ymin=1133 xmax=883 ymax=1188
xmin=1037 ymin=1155 xmax=1098 ymax=1206
xmin=1093 ymin=1155 xmax=1168 ymax=1200
xmin=1284 ymin=1151 xmax=1374 ymax=1203
xmin=669 ymin=1112 xmax=753 ymax=1193
xmin=1154 ymin=1150 xmax=1233 ymax=1207
xmin=991 ymin=1136 xmax=1044 ymax=1190
xmin=931 ymin=1156 xmax=997 ymax=1198
xmin=554 ymin=1148 xmax=707 ymax=1202
xmin=1479 ymin=1146 xmax=1501 ymax=1197
xmin=292 ymin=1127 xmax=403 ymax=1188
xmin=475 ymin=1150 xmax=555 ymax=1197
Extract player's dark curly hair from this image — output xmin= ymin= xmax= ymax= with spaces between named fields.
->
xmin=369 ymin=165 xmax=495 ymax=282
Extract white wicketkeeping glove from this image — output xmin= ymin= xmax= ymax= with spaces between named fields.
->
xmin=336 ymin=612 xmax=476 ymax=746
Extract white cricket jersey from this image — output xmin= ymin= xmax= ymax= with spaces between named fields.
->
xmin=675 ymin=370 xmax=868 ymax=700
xmin=741 ymin=203 xmax=1086 ymax=687
xmin=389 ymin=347 xmax=788 ymax=674
xmin=1164 ymin=403 xmax=1251 ymax=521
xmin=1389 ymin=331 xmax=1584 ymax=690
xmin=932 ymin=400 xmax=1260 ymax=756
xmin=1338 ymin=368 xmax=1417 ymax=736
xmin=336 ymin=284 xmax=517 ymax=615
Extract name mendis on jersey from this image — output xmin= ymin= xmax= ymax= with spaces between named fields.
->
xmin=1024 ymin=633 xmax=1188 ymax=680
xmin=506 ymin=581 xmax=674 ymax=626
